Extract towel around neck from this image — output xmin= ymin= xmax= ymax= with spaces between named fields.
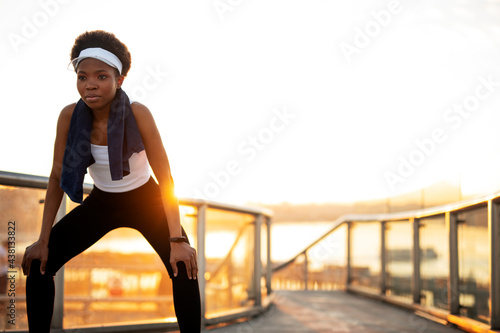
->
xmin=60 ymin=89 xmax=145 ymax=203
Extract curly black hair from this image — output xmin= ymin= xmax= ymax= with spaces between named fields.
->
xmin=70 ymin=30 xmax=132 ymax=76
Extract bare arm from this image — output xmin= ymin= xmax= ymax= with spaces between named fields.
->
xmin=132 ymin=102 xmax=198 ymax=279
xmin=22 ymin=104 xmax=75 ymax=276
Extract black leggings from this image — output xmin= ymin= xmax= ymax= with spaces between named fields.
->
xmin=26 ymin=178 xmax=201 ymax=332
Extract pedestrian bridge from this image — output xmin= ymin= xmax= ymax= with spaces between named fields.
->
xmin=1 ymin=170 xmax=499 ymax=333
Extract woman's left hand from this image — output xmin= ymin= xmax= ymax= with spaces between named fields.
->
xmin=170 ymin=242 xmax=198 ymax=279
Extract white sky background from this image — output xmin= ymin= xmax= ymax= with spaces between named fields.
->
xmin=1 ymin=0 xmax=500 ymax=205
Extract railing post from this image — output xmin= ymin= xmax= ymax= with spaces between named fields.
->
xmin=266 ymin=216 xmax=272 ymax=296
xmin=303 ymin=251 xmax=308 ymax=291
xmin=254 ymin=214 xmax=263 ymax=306
xmin=380 ymin=221 xmax=387 ymax=295
xmin=197 ymin=203 xmax=207 ymax=326
xmin=489 ymin=200 xmax=500 ymax=329
xmin=346 ymin=222 xmax=352 ymax=286
xmin=447 ymin=211 xmax=459 ymax=315
xmin=51 ymin=195 xmax=67 ymax=330
xmin=411 ymin=218 xmax=421 ymax=304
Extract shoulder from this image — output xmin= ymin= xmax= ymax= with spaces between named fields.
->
xmin=130 ymin=102 xmax=163 ymax=146
xmin=57 ymin=103 xmax=77 ymax=129
xmin=52 ymin=103 xmax=77 ymax=151
xmin=61 ymin=102 xmax=77 ymax=115
xmin=131 ymin=101 xmax=153 ymax=119
xmin=131 ymin=102 xmax=157 ymax=128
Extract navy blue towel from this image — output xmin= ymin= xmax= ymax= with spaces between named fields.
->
xmin=60 ymin=89 xmax=145 ymax=203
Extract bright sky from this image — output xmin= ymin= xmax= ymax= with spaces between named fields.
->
xmin=2 ymin=0 xmax=500 ymax=205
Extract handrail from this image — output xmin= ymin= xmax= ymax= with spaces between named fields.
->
xmin=0 ymin=170 xmax=93 ymax=192
xmin=181 ymin=197 xmax=273 ymax=217
xmin=0 ymin=170 xmax=273 ymax=217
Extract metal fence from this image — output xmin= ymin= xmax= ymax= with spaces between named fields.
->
xmin=0 ymin=170 xmax=272 ymax=332
xmin=272 ymin=192 xmax=500 ymax=333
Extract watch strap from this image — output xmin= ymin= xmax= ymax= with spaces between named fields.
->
xmin=169 ymin=236 xmax=187 ymax=243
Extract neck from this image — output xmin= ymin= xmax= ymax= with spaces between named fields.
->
xmin=91 ymin=105 xmax=111 ymax=122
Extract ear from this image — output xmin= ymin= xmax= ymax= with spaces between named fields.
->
xmin=117 ymin=75 xmax=125 ymax=89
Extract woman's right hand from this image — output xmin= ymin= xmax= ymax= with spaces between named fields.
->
xmin=22 ymin=240 xmax=49 ymax=276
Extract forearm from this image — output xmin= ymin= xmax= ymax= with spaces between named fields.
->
xmin=160 ymin=187 xmax=183 ymax=238
xmin=38 ymin=174 xmax=65 ymax=245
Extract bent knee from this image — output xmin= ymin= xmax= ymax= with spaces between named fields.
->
xmin=28 ymin=260 xmax=55 ymax=279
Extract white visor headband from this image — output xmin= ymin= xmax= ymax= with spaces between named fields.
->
xmin=70 ymin=47 xmax=123 ymax=74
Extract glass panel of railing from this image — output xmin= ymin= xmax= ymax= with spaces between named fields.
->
xmin=457 ymin=207 xmax=490 ymax=324
xmin=385 ymin=220 xmax=412 ymax=301
xmin=204 ymin=208 xmax=255 ymax=317
xmin=271 ymin=253 xmax=306 ymax=291
xmin=419 ymin=215 xmax=448 ymax=310
xmin=305 ymin=224 xmax=347 ymax=291
xmin=62 ymin=204 xmax=197 ymax=328
xmin=0 ymin=185 xmax=46 ymax=330
xmin=350 ymin=222 xmax=381 ymax=292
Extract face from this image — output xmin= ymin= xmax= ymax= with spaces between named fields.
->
xmin=76 ymin=58 xmax=124 ymax=112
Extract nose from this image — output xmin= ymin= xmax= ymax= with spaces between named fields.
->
xmin=85 ymin=78 xmax=98 ymax=90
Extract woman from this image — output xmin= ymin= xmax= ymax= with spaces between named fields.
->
xmin=21 ymin=30 xmax=201 ymax=332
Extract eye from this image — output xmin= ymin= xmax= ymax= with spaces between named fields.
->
xmin=98 ymin=75 xmax=108 ymax=80
xmin=77 ymin=75 xmax=86 ymax=81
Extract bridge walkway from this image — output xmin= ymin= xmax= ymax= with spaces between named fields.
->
xmin=206 ymin=290 xmax=465 ymax=333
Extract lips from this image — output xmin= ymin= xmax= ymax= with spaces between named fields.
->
xmin=85 ymin=95 xmax=100 ymax=102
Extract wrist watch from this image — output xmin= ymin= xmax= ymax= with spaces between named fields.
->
xmin=169 ymin=236 xmax=187 ymax=243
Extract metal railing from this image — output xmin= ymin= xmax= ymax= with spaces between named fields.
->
xmin=272 ymin=191 xmax=500 ymax=333
xmin=0 ymin=170 xmax=272 ymax=332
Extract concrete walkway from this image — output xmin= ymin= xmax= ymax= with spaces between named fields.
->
xmin=206 ymin=290 xmax=466 ymax=333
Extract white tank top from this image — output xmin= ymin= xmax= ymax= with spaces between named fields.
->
xmin=89 ymin=144 xmax=151 ymax=192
